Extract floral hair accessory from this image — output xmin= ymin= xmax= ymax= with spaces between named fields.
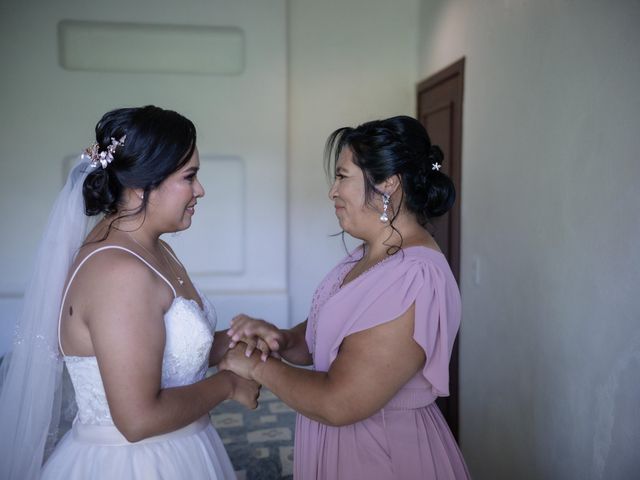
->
xmin=431 ymin=161 xmax=442 ymax=171
xmin=86 ymin=135 xmax=126 ymax=169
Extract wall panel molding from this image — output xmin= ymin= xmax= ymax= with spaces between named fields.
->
xmin=58 ymin=20 xmax=245 ymax=75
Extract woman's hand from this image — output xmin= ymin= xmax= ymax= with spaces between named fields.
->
xmin=219 ymin=343 xmax=264 ymax=381
xmin=225 ymin=371 xmax=261 ymax=410
xmin=227 ymin=314 xmax=288 ymax=361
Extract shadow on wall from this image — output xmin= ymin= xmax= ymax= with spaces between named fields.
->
xmin=592 ymin=332 xmax=640 ymax=479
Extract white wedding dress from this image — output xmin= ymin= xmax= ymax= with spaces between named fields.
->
xmin=41 ymin=246 xmax=236 ymax=479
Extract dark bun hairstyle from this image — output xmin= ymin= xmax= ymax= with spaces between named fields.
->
xmin=325 ymin=115 xmax=455 ymax=226
xmin=83 ymin=105 xmax=197 ymax=216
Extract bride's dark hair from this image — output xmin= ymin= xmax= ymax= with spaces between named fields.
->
xmin=83 ymin=105 xmax=197 ymax=216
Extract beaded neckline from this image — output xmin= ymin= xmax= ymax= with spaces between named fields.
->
xmin=311 ymin=251 xmax=393 ymax=360
xmin=310 ymin=245 xmax=445 ymax=362
xmin=338 ymin=252 xmax=395 ymax=289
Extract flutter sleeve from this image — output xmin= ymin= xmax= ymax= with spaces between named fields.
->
xmin=411 ymin=261 xmax=461 ymax=396
xmin=319 ymin=254 xmax=461 ymax=397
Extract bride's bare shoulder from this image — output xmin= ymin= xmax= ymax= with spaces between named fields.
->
xmin=75 ymin=242 xmax=139 ymax=270
xmin=69 ymin=243 xmax=159 ymax=298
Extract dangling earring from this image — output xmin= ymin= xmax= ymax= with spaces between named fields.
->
xmin=380 ymin=193 xmax=390 ymax=222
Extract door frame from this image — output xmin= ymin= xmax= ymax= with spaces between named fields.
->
xmin=416 ymin=57 xmax=464 ymax=438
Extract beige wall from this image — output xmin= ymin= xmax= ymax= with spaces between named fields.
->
xmin=0 ymin=0 xmax=290 ymax=352
xmin=287 ymin=0 xmax=420 ymax=323
xmin=418 ymin=0 xmax=640 ymax=478
xmin=0 ymin=0 xmax=421 ymax=352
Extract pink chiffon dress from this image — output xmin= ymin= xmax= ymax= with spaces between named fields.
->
xmin=294 ymin=246 xmax=470 ymax=479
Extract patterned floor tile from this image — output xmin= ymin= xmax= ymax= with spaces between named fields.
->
xmin=279 ymin=446 xmax=294 ymax=477
xmin=247 ymin=427 xmax=292 ymax=443
xmin=211 ymin=412 xmax=244 ymax=428
xmin=211 ymin=388 xmax=295 ymax=480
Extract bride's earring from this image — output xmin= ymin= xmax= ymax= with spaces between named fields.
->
xmin=380 ymin=193 xmax=390 ymax=222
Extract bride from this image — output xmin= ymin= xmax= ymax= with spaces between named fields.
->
xmin=0 ymin=106 xmax=258 ymax=479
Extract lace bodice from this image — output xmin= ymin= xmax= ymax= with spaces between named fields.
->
xmin=65 ymin=294 xmax=216 ymax=426
xmin=58 ymin=245 xmax=217 ymax=426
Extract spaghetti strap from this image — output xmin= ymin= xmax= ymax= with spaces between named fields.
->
xmin=160 ymin=241 xmax=184 ymax=268
xmin=57 ymin=245 xmax=177 ymax=356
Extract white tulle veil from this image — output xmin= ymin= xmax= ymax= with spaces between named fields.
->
xmin=0 ymin=155 xmax=98 ymax=479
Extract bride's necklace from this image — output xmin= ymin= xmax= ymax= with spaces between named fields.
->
xmin=126 ymin=233 xmax=185 ymax=286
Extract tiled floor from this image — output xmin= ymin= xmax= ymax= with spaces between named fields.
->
xmin=211 ymin=388 xmax=296 ymax=480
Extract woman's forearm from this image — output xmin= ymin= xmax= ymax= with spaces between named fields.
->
xmin=252 ymin=358 xmax=352 ymax=426
xmin=279 ymin=320 xmax=313 ymax=365
xmin=112 ymin=370 xmax=233 ymax=442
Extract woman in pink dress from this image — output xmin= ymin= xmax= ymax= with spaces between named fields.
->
xmin=221 ymin=116 xmax=471 ymax=479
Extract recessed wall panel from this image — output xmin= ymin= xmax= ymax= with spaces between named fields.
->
xmin=58 ymin=20 xmax=245 ymax=75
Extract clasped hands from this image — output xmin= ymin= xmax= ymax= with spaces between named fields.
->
xmin=219 ymin=314 xmax=287 ymax=382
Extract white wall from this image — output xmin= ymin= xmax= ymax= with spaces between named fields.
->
xmin=0 ymin=0 xmax=288 ymax=354
xmin=418 ymin=0 xmax=640 ymax=478
xmin=288 ymin=0 xmax=419 ymax=324
xmin=0 ymin=0 xmax=422 ymax=352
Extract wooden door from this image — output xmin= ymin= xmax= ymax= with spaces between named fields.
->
xmin=417 ymin=58 xmax=464 ymax=439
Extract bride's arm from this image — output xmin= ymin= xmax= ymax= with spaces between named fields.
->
xmin=209 ymin=329 xmax=231 ymax=366
xmin=87 ymin=253 xmax=258 ymax=442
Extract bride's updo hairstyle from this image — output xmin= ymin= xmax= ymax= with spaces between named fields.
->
xmin=325 ymin=115 xmax=455 ymax=227
xmin=83 ymin=105 xmax=197 ymax=216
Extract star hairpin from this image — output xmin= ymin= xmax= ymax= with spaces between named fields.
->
xmin=432 ymin=162 xmax=442 ymax=171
